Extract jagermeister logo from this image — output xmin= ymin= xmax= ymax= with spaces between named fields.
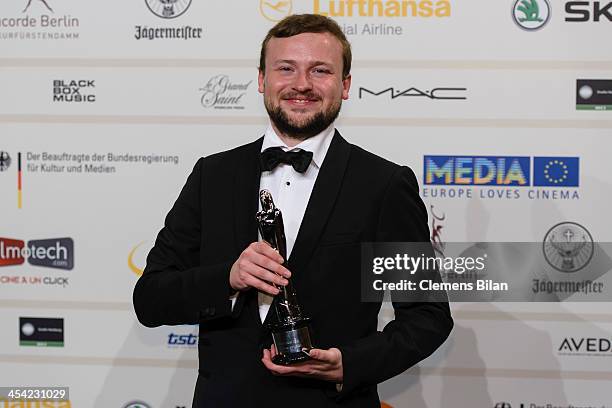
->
xmin=512 ymin=0 xmax=551 ymax=30
xmin=145 ymin=0 xmax=192 ymax=19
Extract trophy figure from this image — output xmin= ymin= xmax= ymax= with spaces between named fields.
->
xmin=256 ymin=189 xmax=313 ymax=365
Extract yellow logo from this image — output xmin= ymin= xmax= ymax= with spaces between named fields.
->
xmin=314 ymin=0 xmax=451 ymax=17
xmin=0 ymin=400 xmax=72 ymax=408
xmin=128 ymin=241 xmax=148 ymax=277
xmin=381 ymin=402 xmax=394 ymax=408
xmin=260 ymin=0 xmax=293 ymax=22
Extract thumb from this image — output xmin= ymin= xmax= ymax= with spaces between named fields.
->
xmin=308 ymin=348 xmax=331 ymax=362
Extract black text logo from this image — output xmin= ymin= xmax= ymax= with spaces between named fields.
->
xmin=566 ymin=1 xmax=612 ymax=21
xmin=20 ymin=317 xmax=64 ymax=347
xmin=359 ymin=86 xmax=467 ymax=100
xmin=53 ymin=80 xmax=96 ymax=103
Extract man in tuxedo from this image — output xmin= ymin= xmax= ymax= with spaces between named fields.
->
xmin=133 ymin=13 xmax=453 ymax=408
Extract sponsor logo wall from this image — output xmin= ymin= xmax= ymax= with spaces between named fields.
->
xmin=0 ymin=1 xmax=610 ymax=407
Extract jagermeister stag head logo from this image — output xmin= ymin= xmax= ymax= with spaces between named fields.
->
xmin=543 ymin=222 xmax=594 ymax=273
xmin=145 ymin=0 xmax=192 ymax=19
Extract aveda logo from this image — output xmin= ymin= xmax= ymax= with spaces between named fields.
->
xmin=314 ymin=0 xmax=451 ymax=17
xmin=558 ymin=337 xmax=612 ymax=355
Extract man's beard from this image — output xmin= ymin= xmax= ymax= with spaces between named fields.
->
xmin=265 ymin=94 xmax=341 ymax=141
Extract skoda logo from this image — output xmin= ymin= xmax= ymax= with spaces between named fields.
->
xmin=122 ymin=402 xmax=151 ymax=408
xmin=145 ymin=0 xmax=192 ymax=19
xmin=512 ymin=0 xmax=551 ymax=31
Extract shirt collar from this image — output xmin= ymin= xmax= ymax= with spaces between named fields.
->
xmin=260 ymin=122 xmax=335 ymax=169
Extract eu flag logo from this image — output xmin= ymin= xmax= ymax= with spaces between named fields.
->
xmin=533 ymin=157 xmax=579 ymax=187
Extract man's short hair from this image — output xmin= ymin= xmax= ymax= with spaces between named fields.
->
xmin=259 ymin=14 xmax=352 ymax=79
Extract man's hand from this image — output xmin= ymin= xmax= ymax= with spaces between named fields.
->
xmin=229 ymin=241 xmax=291 ymax=295
xmin=261 ymin=344 xmax=343 ymax=383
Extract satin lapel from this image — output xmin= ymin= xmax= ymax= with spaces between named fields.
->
xmin=287 ymin=131 xmax=351 ymax=277
xmin=233 ymin=137 xmax=264 ymax=326
xmin=233 ymin=137 xmax=263 ymax=254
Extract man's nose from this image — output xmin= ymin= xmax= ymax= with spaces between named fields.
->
xmin=292 ymin=70 xmax=312 ymax=92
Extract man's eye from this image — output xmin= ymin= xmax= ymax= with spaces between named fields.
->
xmin=278 ymin=66 xmax=293 ymax=71
xmin=313 ymin=68 xmax=331 ymax=74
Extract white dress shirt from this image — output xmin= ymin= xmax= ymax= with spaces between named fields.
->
xmin=230 ymin=121 xmax=336 ymax=322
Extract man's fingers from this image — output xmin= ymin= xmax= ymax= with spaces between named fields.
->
xmin=243 ymin=260 xmax=288 ymax=287
xmin=252 ymin=241 xmax=284 ymax=264
xmin=308 ymin=348 xmax=341 ymax=365
xmin=243 ymin=273 xmax=280 ymax=296
xmin=250 ymin=243 xmax=291 ymax=278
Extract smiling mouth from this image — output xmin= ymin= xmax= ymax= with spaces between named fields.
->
xmin=283 ymin=98 xmax=320 ymax=107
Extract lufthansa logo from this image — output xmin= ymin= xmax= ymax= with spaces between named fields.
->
xmin=128 ymin=241 xmax=147 ymax=277
xmin=260 ymin=0 xmax=292 ymax=22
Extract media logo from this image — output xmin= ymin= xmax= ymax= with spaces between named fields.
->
xmin=576 ymin=79 xmax=612 ymax=110
xmin=260 ymin=0 xmax=292 ymax=22
xmin=543 ymin=222 xmax=594 ymax=273
xmin=0 ymin=151 xmax=11 ymax=172
xmin=422 ymin=156 xmax=580 ymax=200
xmin=424 ymin=156 xmax=530 ymax=186
xmin=167 ymin=332 xmax=198 ymax=348
xmin=558 ymin=337 xmax=612 ymax=355
xmin=23 ymin=0 xmax=53 ymax=13
xmin=358 ymin=86 xmax=467 ymax=100
xmin=53 ymin=79 xmax=96 ymax=103
xmin=494 ymin=403 xmax=512 ymax=408
xmin=566 ymin=1 xmax=612 ymax=21
xmin=19 ymin=317 xmax=64 ymax=347
xmin=0 ymin=237 xmax=74 ymax=270
xmin=512 ymin=0 xmax=551 ymax=30
xmin=199 ymin=75 xmax=252 ymax=110
xmin=533 ymin=157 xmax=579 ymax=186
xmin=145 ymin=0 xmax=192 ymax=19
xmin=122 ymin=402 xmax=152 ymax=408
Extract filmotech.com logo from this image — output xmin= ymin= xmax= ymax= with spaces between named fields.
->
xmin=53 ymin=79 xmax=95 ymax=103
xmin=135 ymin=0 xmax=203 ymax=40
xmin=0 ymin=237 xmax=74 ymax=270
xmin=576 ymin=79 xmax=612 ymax=110
xmin=20 ymin=316 xmax=64 ymax=347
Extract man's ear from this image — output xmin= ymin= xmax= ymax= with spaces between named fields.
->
xmin=258 ymin=69 xmax=265 ymax=94
xmin=342 ymin=74 xmax=352 ymax=100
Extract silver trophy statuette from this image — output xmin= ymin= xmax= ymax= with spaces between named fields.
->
xmin=256 ymin=189 xmax=313 ymax=365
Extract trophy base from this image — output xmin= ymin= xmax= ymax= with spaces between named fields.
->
xmin=268 ymin=318 xmax=313 ymax=366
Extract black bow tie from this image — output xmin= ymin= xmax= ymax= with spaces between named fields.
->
xmin=260 ymin=147 xmax=313 ymax=173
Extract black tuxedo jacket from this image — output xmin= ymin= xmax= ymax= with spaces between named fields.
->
xmin=133 ymin=131 xmax=453 ymax=408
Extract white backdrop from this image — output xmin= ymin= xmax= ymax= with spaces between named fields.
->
xmin=1 ymin=1 xmax=611 ymax=407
